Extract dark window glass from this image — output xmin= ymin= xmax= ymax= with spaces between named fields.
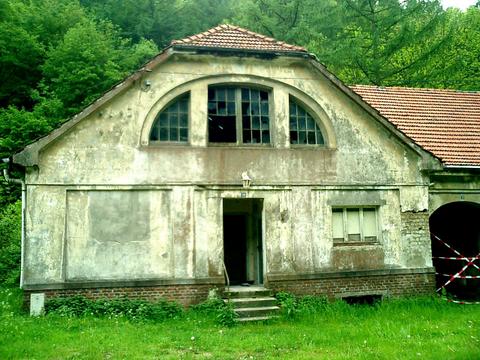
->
xmin=289 ymin=99 xmax=325 ymax=145
xmin=240 ymin=88 xmax=270 ymax=144
xmin=150 ymin=93 xmax=189 ymax=143
xmin=209 ymin=87 xmax=270 ymax=144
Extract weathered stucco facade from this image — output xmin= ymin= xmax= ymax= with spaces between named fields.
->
xmin=13 ymin=25 xmax=479 ymax=305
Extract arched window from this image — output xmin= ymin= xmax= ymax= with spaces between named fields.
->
xmin=289 ymin=98 xmax=324 ymax=145
xmin=150 ymin=93 xmax=189 ymax=142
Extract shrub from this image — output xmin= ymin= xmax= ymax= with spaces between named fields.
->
xmin=45 ymin=296 xmax=183 ymax=321
xmin=297 ymin=295 xmax=328 ymax=314
xmin=191 ymin=298 xmax=238 ymax=327
xmin=275 ymin=291 xmax=298 ymax=319
xmin=0 ymin=201 xmax=21 ymax=286
xmin=275 ymin=292 xmax=330 ymax=319
xmin=216 ymin=301 xmax=238 ymax=327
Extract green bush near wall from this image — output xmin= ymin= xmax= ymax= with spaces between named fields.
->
xmin=0 ymin=201 xmax=21 ymax=286
xmin=45 ymin=295 xmax=184 ymax=321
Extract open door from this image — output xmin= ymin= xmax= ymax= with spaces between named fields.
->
xmin=223 ymin=198 xmax=263 ymax=285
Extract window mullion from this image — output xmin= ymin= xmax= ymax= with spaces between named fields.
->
xmin=359 ymin=208 xmax=364 ymax=241
xmin=343 ymin=209 xmax=347 ymax=242
xmin=236 ymin=88 xmax=242 ymax=144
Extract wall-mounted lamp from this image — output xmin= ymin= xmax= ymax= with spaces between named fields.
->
xmin=141 ymin=79 xmax=152 ymax=92
xmin=242 ymin=171 xmax=252 ymax=188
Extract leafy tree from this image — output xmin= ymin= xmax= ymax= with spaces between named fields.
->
xmin=81 ymin=0 xmax=179 ymax=46
xmin=325 ymin=0 xmax=453 ymax=86
xmin=419 ymin=6 xmax=480 ymax=90
xmin=0 ymin=2 xmax=45 ymax=108
xmin=0 ymin=0 xmax=90 ymax=109
xmin=0 ymin=105 xmax=60 ymax=160
xmin=232 ymin=0 xmax=459 ymax=87
xmin=41 ymin=19 xmax=157 ymax=116
xmin=175 ymin=0 xmax=237 ymax=37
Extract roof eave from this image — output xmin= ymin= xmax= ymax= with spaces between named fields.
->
xmin=171 ymin=44 xmax=312 ymax=59
xmin=444 ymin=165 xmax=480 ymax=170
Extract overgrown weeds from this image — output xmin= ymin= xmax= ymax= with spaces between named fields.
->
xmin=190 ymin=297 xmax=238 ymax=327
xmin=275 ymin=291 xmax=328 ymax=319
xmin=45 ymin=295 xmax=183 ymax=322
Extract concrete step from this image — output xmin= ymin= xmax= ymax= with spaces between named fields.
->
xmin=237 ymin=315 xmax=279 ymax=323
xmin=226 ymin=297 xmax=278 ymax=308
xmin=234 ymin=305 xmax=280 ymax=318
xmin=224 ymin=287 xmax=273 ymax=298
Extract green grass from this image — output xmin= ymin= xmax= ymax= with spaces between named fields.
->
xmin=1 ymin=288 xmax=479 ymax=359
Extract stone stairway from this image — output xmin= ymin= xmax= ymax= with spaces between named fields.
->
xmin=223 ymin=286 xmax=280 ymax=322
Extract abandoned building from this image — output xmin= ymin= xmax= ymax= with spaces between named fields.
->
xmin=7 ymin=25 xmax=480 ymax=308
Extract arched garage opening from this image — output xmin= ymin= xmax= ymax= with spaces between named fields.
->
xmin=430 ymin=202 xmax=480 ymax=300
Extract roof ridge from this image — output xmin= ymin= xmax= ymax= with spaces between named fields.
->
xmin=171 ymin=23 xmax=306 ymax=52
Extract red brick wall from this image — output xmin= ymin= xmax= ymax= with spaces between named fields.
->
xmin=267 ymin=272 xmax=435 ymax=299
xmin=24 ymin=283 xmax=216 ymax=308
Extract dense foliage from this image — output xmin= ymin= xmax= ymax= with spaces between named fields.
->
xmin=0 ymin=201 xmax=21 ymax=286
xmin=0 ymin=0 xmax=479 ymax=287
xmin=45 ymin=295 xmax=184 ymax=321
xmin=44 ymin=294 xmax=237 ymax=326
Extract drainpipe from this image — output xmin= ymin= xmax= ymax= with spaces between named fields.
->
xmin=2 ymin=158 xmax=25 ymax=288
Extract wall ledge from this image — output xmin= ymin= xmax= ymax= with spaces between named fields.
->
xmin=23 ymin=276 xmax=225 ymax=291
xmin=266 ymin=267 xmax=434 ymax=282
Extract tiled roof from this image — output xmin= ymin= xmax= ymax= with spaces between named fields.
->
xmin=351 ymin=85 xmax=480 ymax=167
xmin=171 ymin=24 xmax=307 ymax=53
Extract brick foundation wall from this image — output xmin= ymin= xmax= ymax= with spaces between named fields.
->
xmin=24 ymin=283 xmax=219 ymax=309
xmin=267 ymin=270 xmax=435 ymax=299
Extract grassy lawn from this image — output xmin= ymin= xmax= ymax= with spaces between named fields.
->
xmin=1 ymin=288 xmax=479 ymax=359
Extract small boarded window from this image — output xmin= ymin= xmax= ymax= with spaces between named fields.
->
xmin=289 ymin=98 xmax=324 ymax=145
xmin=208 ymin=86 xmax=270 ymax=144
xmin=332 ymin=208 xmax=378 ymax=243
xmin=150 ymin=94 xmax=189 ymax=143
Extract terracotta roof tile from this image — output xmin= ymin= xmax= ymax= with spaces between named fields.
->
xmin=171 ymin=24 xmax=306 ymax=53
xmin=350 ymin=85 xmax=480 ymax=167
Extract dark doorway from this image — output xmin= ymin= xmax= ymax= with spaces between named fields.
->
xmin=430 ymin=201 xmax=480 ymax=300
xmin=223 ymin=198 xmax=263 ymax=286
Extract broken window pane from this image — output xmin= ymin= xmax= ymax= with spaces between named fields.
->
xmin=209 ymin=115 xmax=236 ymax=143
xmin=251 ymin=130 xmax=261 ymax=143
xmin=290 ymin=131 xmax=298 ymax=144
xmin=210 ymin=87 xmax=270 ymax=145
